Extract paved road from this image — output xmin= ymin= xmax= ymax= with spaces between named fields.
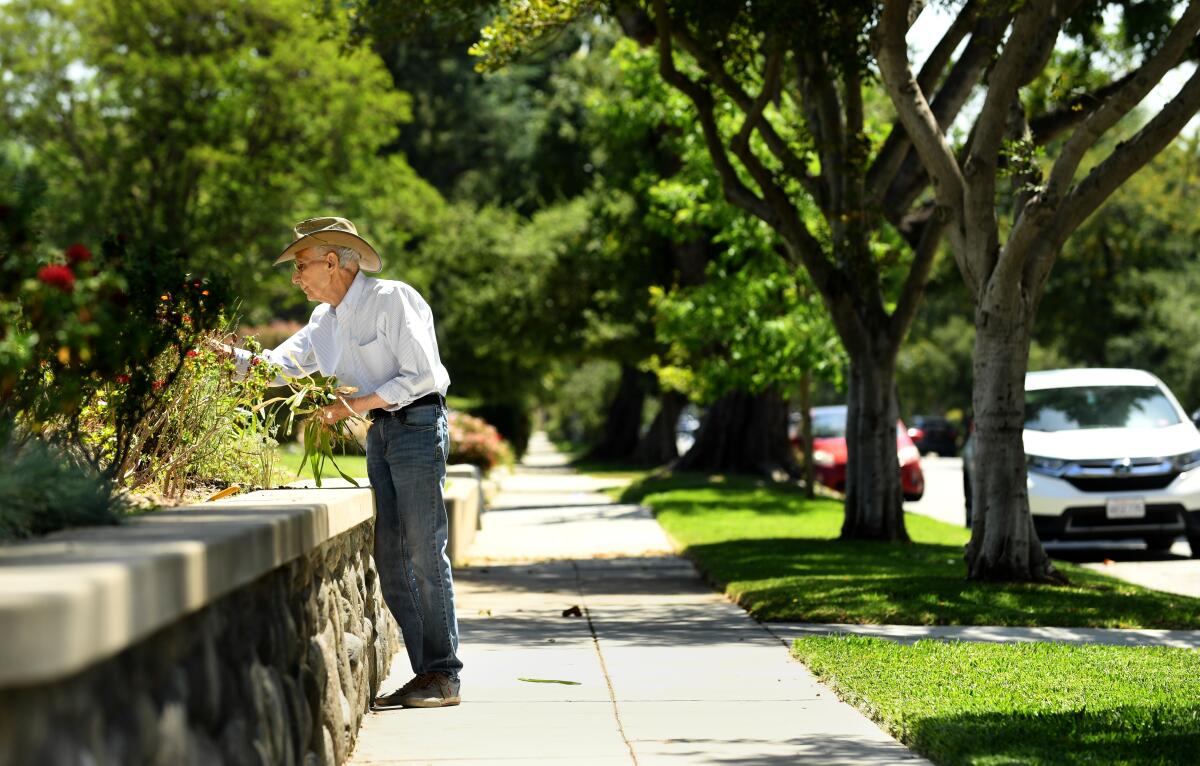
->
xmin=905 ymin=455 xmax=1200 ymax=598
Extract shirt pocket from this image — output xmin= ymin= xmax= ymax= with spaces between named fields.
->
xmin=355 ymin=335 xmax=395 ymax=382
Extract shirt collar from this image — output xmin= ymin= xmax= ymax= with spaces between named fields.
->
xmin=332 ymin=270 xmax=367 ymax=318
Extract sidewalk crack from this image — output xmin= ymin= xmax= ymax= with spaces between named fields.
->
xmin=572 ymin=560 xmax=639 ymax=765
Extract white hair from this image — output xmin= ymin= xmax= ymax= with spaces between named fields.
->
xmin=314 ymin=244 xmax=360 ymax=270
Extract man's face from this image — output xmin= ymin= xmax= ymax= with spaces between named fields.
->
xmin=290 ymin=247 xmax=335 ymax=299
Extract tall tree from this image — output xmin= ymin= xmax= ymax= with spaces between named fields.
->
xmin=0 ymin=0 xmax=439 ymax=320
xmin=476 ymin=0 xmax=950 ymax=540
xmin=876 ymin=0 xmax=1200 ymax=581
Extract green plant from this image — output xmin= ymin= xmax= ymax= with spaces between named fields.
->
xmin=256 ymin=369 xmax=365 ymax=488
xmin=0 ymin=155 xmax=231 ymax=535
xmin=0 ymin=436 xmax=125 ymax=541
xmin=79 ymin=330 xmax=281 ymax=499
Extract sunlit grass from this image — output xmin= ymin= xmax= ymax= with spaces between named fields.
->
xmin=626 ymin=474 xmax=1200 ymax=628
xmin=794 ymin=635 xmax=1200 ymax=765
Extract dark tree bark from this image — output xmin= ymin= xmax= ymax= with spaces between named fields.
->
xmin=842 ymin=347 xmax=908 ymax=541
xmin=967 ymin=302 xmax=1062 ymax=581
xmin=587 ymin=363 xmax=647 ymax=461
xmin=633 ymin=390 xmax=685 ymax=466
xmin=798 ymin=371 xmax=815 ymax=499
xmin=675 ymin=390 xmax=800 ymax=478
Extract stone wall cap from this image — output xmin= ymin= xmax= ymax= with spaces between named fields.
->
xmin=0 ymin=486 xmax=374 ymax=688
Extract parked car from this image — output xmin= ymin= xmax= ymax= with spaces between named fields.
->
xmin=962 ymin=368 xmax=1200 ymax=557
xmin=675 ymin=405 xmax=702 ymax=456
xmin=906 ymin=415 xmax=959 ymax=456
xmin=802 ymin=405 xmax=925 ymax=501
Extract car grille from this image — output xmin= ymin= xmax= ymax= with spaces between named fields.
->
xmin=1062 ymin=504 xmax=1187 ymax=531
xmin=1064 ymin=473 xmax=1178 ymax=492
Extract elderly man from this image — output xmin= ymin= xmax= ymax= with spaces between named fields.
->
xmin=235 ymin=217 xmax=462 ymax=709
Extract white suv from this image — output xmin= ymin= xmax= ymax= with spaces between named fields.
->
xmin=963 ymin=368 xmax=1200 ymax=556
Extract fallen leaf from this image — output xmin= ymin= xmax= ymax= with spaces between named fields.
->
xmin=206 ymin=485 xmax=241 ymax=502
xmin=519 ymin=678 xmax=581 ymax=686
xmin=1103 ymin=558 xmax=1116 ymax=566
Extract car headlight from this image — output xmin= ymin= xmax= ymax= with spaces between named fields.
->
xmin=813 ymin=449 xmax=836 ymax=467
xmin=1026 ymin=454 xmax=1068 ymax=476
xmin=1172 ymin=449 xmax=1200 ymax=471
xmin=897 ymin=445 xmax=921 ymax=466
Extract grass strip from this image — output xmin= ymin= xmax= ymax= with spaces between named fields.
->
xmin=275 ymin=446 xmax=367 ymax=483
xmin=793 ymin=635 xmax=1200 ymax=765
xmin=625 ymin=473 xmax=1200 ymax=629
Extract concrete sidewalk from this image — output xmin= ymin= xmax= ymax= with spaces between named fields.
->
xmin=349 ymin=435 xmax=928 ymax=765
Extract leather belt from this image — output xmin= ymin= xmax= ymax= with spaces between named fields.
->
xmin=370 ymin=392 xmax=445 ymax=421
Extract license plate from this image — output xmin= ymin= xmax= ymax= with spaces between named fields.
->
xmin=1106 ymin=498 xmax=1146 ymax=519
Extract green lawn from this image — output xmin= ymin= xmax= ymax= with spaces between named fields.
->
xmin=624 ymin=474 xmax=1200 ymax=629
xmin=793 ymin=635 xmax=1200 ymax=766
xmin=274 ymin=445 xmax=368 ymax=484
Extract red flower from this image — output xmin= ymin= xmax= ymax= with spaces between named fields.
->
xmin=186 ymin=349 xmax=199 ymax=358
xmin=115 ymin=374 xmax=131 ymax=384
xmin=152 ymin=379 xmax=165 ymax=391
xmin=37 ymin=265 xmax=75 ymax=292
xmin=64 ymin=243 xmax=92 ymax=264
xmin=181 ymin=315 xmax=192 ymax=325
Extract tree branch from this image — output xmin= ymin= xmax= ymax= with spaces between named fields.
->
xmin=872 ymin=5 xmax=1010 ymax=213
xmin=1044 ymin=0 xmax=1200 ymax=201
xmin=649 ymin=1 xmax=773 ymax=224
xmin=796 ymin=50 xmax=847 ymax=217
xmin=889 ymin=211 xmax=947 ymax=346
xmin=1049 ymin=63 xmax=1200 ymax=261
xmin=670 ymin=26 xmax=825 ymax=205
xmin=874 ymin=1 xmax=966 ymax=234
xmin=1029 ymin=71 xmax=1137 ymax=145
xmin=732 ymin=46 xmax=783 ymax=158
xmin=966 ymin=3 xmax=1059 ymax=165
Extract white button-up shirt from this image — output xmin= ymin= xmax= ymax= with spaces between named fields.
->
xmin=237 ymin=271 xmax=450 ymax=409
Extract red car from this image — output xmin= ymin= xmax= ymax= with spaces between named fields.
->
xmin=799 ymin=405 xmax=925 ymax=501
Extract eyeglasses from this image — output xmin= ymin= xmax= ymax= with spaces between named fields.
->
xmin=293 ymin=257 xmax=324 ymax=273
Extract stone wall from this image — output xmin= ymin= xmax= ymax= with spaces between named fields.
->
xmin=0 ymin=514 xmax=398 ymax=766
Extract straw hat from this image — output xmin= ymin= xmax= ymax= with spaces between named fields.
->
xmin=274 ymin=216 xmax=382 ymax=272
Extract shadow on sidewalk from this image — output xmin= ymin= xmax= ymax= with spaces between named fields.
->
xmin=457 ymin=557 xmax=771 ymax=649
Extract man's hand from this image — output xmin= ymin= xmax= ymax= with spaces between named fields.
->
xmin=204 ymin=337 xmax=237 ymax=357
xmin=319 ymin=399 xmax=357 ymax=425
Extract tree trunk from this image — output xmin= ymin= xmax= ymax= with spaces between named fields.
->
xmin=587 ymin=364 xmax=647 ymax=461
xmin=966 ymin=304 xmax=1065 ymax=583
xmin=675 ymin=389 xmax=800 ymax=478
xmin=840 ymin=344 xmax=910 ymax=541
xmin=633 ymin=390 xmax=685 ymax=466
xmin=799 ymin=371 xmax=815 ymax=499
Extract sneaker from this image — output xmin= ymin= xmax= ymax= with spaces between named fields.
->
xmin=374 ymin=672 xmax=461 ymax=709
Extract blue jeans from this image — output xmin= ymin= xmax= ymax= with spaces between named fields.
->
xmin=366 ymin=404 xmax=462 ymax=680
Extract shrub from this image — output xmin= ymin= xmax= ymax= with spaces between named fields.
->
xmin=449 ymin=410 xmax=514 ymax=473
xmin=0 ymin=437 xmax=125 ymax=542
xmin=0 ymin=158 xmax=234 ymax=529
xmin=79 ymin=331 xmax=281 ymax=499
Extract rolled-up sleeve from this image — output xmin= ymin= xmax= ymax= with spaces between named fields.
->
xmin=234 ymin=311 xmax=325 ymax=386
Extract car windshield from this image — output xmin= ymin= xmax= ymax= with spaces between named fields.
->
xmin=1024 ymin=385 xmax=1181 ymax=431
xmin=812 ymin=410 xmax=846 ymax=438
